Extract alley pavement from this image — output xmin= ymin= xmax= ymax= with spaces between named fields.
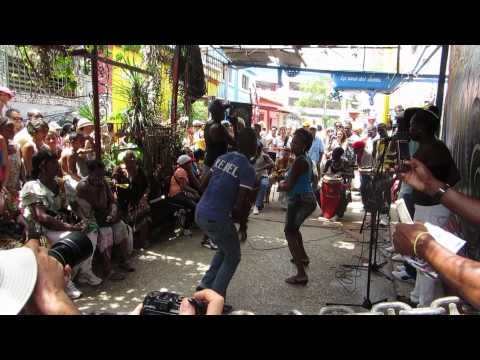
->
xmin=74 ymin=192 xmax=397 ymax=315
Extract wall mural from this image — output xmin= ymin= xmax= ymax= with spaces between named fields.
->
xmin=443 ymin=45 xmax=480 ymax=259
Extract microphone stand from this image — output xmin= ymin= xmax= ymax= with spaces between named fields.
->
xmin=326 ymin=136 xmax=393 ymax=310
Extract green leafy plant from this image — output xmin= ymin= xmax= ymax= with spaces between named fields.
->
xmin=295 ymin=79 xmax=341 ymax=110
xmin=78 ymin=103 xmax=95 ymax=121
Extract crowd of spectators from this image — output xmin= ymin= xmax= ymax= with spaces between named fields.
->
xmin=2 ymin=84 xmax=480 ymax=315
xmin=0 ymin=87 xmax=142 ymax=301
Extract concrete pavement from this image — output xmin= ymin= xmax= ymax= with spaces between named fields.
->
xmin=74 ymin=192 xmax=397 ymax=314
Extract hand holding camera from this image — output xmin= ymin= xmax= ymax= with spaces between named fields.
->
xmin=140 ymin=289 xmax=225 ymax=315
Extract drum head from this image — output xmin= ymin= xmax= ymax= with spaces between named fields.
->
xmin=359 ymin=167 xmax=372 ymax=174
xmin=323 ymin=175 xmax=342 ymax=183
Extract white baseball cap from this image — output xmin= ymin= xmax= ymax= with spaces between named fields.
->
xmin=0 ymin=247 xmax=38 ymax=315
xmin=177 ymin=154 xmax=193 ymax=165
xmin=48 ymin=121 xmax=62 ymax=131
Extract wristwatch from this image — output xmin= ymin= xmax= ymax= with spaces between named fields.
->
xmin=432 ymin=183 xmax=450 ymax=203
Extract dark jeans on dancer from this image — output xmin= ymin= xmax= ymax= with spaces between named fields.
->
xmin=196 ymin=210 xmax=240 ymax=297
xmin=285 ymin=192 xmax=317 ymax=265
xmin=285 ymin=193 xmax=317 ymax=232
xmin=170 ymin=192 xmax=196 ymax=228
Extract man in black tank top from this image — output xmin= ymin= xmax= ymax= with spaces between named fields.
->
xmin=408 ymin=107 xmax=460 ymax=206
xmin=203 ymin=100 xmax=237 ymax=178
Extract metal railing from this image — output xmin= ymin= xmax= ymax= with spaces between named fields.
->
xmin=316 ymin=296 xmax=479 ymax=315
xmin=6 ymin=54 xmax=77 ymax=98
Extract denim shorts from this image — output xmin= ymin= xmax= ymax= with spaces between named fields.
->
xmin=285 ymin=192 xmax=317 ymax=232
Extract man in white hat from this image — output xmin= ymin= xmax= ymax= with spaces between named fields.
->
xmin=76 ymin=118 xmax=96 ymax=177
xmin=77 ymin=117 xmax=94 ymax=133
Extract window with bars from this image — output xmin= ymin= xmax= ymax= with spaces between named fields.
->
xmin=289 ymin=97 xmax=299 ymax=106
xmin=201 ymin=51 xmax=224 ymax=83
xmin=241 ymin=75 xmax=249 ymax=90
xmin=6 ymin=55 xmax=76 ymax=97
xmin=289 ymin=82 xmax=300 ymax=91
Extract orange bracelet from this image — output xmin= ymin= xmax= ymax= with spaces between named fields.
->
xmin=413 ymin=231 xmax=430 ymax=257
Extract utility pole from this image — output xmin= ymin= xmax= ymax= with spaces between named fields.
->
xmin=170 ymin=45 xmax=181 ymax=127
xmin=323 ymin=90 xmax=327 ymax=128
xmin=436 ymin=45 xmax=449 ymax=120
xmin=396 ymin=45 xmax=401 ymax=74
xmin=91 ymin=45 xmax=102 ymax=160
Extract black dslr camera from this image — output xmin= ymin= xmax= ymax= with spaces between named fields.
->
xmin=141 ymin=291 xmax=207 ymax=315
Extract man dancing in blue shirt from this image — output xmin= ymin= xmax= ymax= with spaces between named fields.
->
xmin=195 ymin=128 xmax=258 ymax=300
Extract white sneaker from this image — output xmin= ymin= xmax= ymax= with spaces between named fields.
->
xmin=385 ymin=246 xmax=394 ymax=252
xmin=395 ymin=264 xmax=406 ymax=272
xmin=379 ymin=216 xmax=389 ymax=226
xmin=252 ymin=206 xmax=259 ymax=215
xmin=77 ymin=271 xmax=103 ymax=286
xmin=330 ymin=215 xmax=339 ymax=222
xmin=65 ymin=280 xmax=82 ymax=299
xmin=392 ymin=270 xmax=414 ymax=284
xmin=392 ymin=254 xmax=404 ymax=262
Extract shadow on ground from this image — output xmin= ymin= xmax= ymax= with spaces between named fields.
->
xmin=75 ymin=192 xmax=396 ymax=314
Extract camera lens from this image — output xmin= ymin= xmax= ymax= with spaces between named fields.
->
xmin=48 ymin=231 xmax=93 ymax=268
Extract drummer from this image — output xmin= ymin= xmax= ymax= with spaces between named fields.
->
xmin=352 ymin=141 xmax=373 ymax=207
xmin=323 ymin=147 xmax=348 ymax=176
xmin=321 ymin=147 xmax=351 ymax=220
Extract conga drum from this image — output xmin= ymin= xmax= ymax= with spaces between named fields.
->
xmin=321 ymin=175 xmax=343 ymax=219
xmin=358 ymin=167 xmax=373 ymax=176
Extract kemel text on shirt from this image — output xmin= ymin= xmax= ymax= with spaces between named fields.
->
xmin=214 ymin=158 xmax=239 ymax=178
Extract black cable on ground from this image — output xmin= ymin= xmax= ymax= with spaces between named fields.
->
xmin=332 ymin=229 xmax=367 ymax=296
xmin=244 ymin=232 xmax=345 ymax=252
xmin=248 ymin=217 xmax=345 ymax=230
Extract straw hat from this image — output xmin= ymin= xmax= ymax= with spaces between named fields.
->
xmin=76 ymin=118 xmax=94 ymax=130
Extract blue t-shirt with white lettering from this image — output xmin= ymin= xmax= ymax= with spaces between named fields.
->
xmin=197 ymin=151 xmax=256 ymax=221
